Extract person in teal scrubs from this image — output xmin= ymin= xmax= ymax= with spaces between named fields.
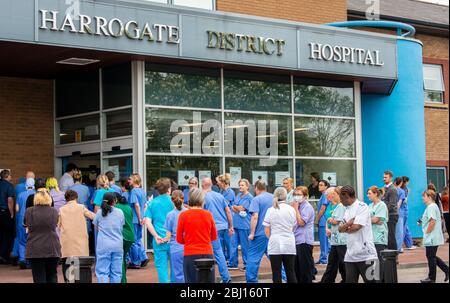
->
xmin=144 ymin=178 xmax=174 ymax=283
xmin=216 ymin=174 xmax=235 ymax=264
xmin=93 ymin=175 xmax=115 ymax=213
xmin=367 ymin=186 xmax=388 ymax=282
xmin=282 ymin=177 xmax=295 ymax=204
xmin=419 ymin=190 xmax=449 ymax=283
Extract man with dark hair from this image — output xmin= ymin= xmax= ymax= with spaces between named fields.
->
xmin=383 ymin=170 xmax=399 ymax=250
xmin=105 ymin=171 xmax=122 ymax=194
xmin=339 ymin=185 xmax=378 ymax=283
xmin=59 ymin=163 xmax=78 ymax=191
xmin=308 ymin=172 xmax=321 ymax=199
xmin=0 ymin=169 xmax=15 ymax=264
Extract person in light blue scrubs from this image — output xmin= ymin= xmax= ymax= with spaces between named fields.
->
xmin=229 ymin=179 xmax=253 ymax=270
xmin=144 ymin=178 xmax=174 ymax=283
xmin=394 ymin=177 xmax=406 ymax=252
xmin=202 ymin=177 xmax=233 ymax=283
xmin=93 ymin=193 xmax=124 ymax=283
xmin=246 ymin=180 xmax=273 ymax=283
xmin=164 ymin=189 xmax=187 ymax=283
xmin=183 ymin=177 xmax=198 ymax=205
xmin=400 ymin=176 xmax=415 ymax=249
xmin=315 ymin=180 xmax=330 ymax=264
xmin=13 ymin=178 xmax=35 ymax=268
xmin=106 ymin=171 xmax=122 ymax=195
xmin=128 ymin=173 xmax=148 ymax=268
xmin=217 ymin=174 xmax=235 ymax=264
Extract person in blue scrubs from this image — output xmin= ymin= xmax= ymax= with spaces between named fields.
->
xmin=144 ymin=178 xmax=174 ymax=283
xmin=163 ymin=189 xmax=187 ymax=283
xmin=15 ymin=171 xmax=34 ymax=198
xmin=229 ymin=179 xmax=253 ymax=270
xmin=183 ymin=177 xmax=198 ymax=204
xmin=315 ymin=180 xmax=330 ymax=264
xmin=202 ymin=177 xmax=233 ymax=283
xmin=394 ymin=177 xmax=406 ymax=252
xmin=400 ymin=176 xmax=416 ymax=250
xmin=105 ymin=171 xmax=122 ymax=195
xmin=128 ymin=173 xmax=149 ymax=269
xmin=246 ymin=180 xmax=273 ymax=283
xmin=217 ymin=174 xmax=235 ymax=264
xmin=93 ymin=192 xmax=125 ymax=283
xmin=69 ymin=171 xmax=92 ymax=236
xmin=13 ymin=178 xmax=35 ymax=269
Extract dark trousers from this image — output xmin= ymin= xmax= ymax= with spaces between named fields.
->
xmin=269 ymin=254 xmax=297 ymax=283
xmin=0 ymin=209 xmax=14 ymax=261
xmin=294 ymin=243 xmax=314 ymax=283
xmin=345 ymin=261 xmax=377 ymax=283
xmin=426 ymin=246 xmax=449 ymax=281
xmin=387 ymin=214 xmax=398 ymax=250
xmin=183 ymin=254 xmax=215 ymax=283
xmin=375 ymin=244 xmax=387 ymax=282
xmin=444 ymin=213 xmax=449 ymax=237
xmin=122 ymin=240 xmax=134 ymax=283
xmin=320 ymin=245 xmax=347 ymax=283
xmin=29 ymin=258 xmax=59 ymax=283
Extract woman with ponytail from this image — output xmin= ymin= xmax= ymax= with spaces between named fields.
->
xmin=93 ymin=192 xmax=125 ymax=283
xmin=163 ymin=190 xmax=188 ymax=283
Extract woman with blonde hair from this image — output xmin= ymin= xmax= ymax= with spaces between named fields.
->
xmin=92 ymin=175 xmax=115 ymax=214
xmin=263 ymin=187 xmax=297 ymax=283
xmin=24 ymin=188 xmax=61 ymax=283
xmin=46 ymin=177 xmax=66 ymax=212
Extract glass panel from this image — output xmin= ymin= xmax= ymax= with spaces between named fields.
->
xmin=145 ymin=63 xmax=221 ymax=109
xmin=295 ymin=159 xmax=357 ymax=199
xmin=224 ymin=112 xmax=292 ymax=157
xmin=423 ymin=64 xmax=444 ymax=91
xmin=55 ymin=70 xmax=99 ymax=117
xmin=173 ymin=0 xmax=214 ymax=9
xmin=224 ymin=71 xmax=291 ymax=113
xmin=427 ymin=168 xmax=446 ymax=192
xmin=105 ymin=109 xmax=132 ymax=138
xmin=146 ymin=155 xmax=222 ymax=193
xmin=425 ymin=90 xmax=443 ymax=103
xmin=295 ymin=117 xmax=355 ymax=158
xmin=146 ymin=108 xmax=222 ymax=154
xmin=143 ymin=0 xmax=168 ymax=3
xmin=225 ymin=158 xmax=293 ymax=194
xmin=102 ymin=63 xmax=132 ymax=109
xmin=294 ymin=80 xmax=354 ymax=117
xmin=104 ymin=149 xmax=133 ymax=156
xmin=103 ymin=156 xmax=133 ymax=181
xmin=58 ymin=115 xmax=100 ymax=144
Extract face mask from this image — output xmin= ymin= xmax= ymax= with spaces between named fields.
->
xmin=293 ymin=195 xmax=304 ymax=202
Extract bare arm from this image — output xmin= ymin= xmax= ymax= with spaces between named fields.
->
xmin=134 ymin=203 xmax=142 ymax=225
xmin=346 ymin=224 xmax=363 ymax=234
xmin=293 ymin=202 xmax=306 ymax=226
xmin=426 ymin=218 xmax=436 ymax=234
xmin=249 ymin=213 xmax=258 ymax=240
xmin=83 ymin=207 xmax=95 ymax=220
xmin=264 ymin=226 xmax=271 ymax=239
xmin=315 ymin=205 xmax=327 ymax=224
xmin=8 ymin=197 xmax=14 ymax=218
xmin=371 ymin=216 xmax=382 ymax=225
xmin=145 ymin=217 xmax=163 ymax=243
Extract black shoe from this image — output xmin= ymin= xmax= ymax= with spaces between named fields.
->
xmin=128 ymin=264 xmax=141 ymax=270
xmin=420 ymin=278 xmax=435 ymax=283
xmin=140 ymin=259 xmax=149 ymax=268
xmin=18 ymin=262 xmax=27 ymax=270
xmin=445 ymin=272 xmax=449 ymax=282
xmin=10 ymin=257 xmax=18 ymax=267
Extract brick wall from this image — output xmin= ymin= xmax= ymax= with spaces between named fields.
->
xmin=0 ymin=77 xmax=54 ymax=185
xmin=216 ymin=0 xmax=347 ymax=24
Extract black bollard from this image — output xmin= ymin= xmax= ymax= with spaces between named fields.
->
xmin=64 ymin=256 xmax=95 ymax=283
xmin=194 ymin=258 xmax=216 ymax=283
xmin=381 ymin=250 xmax=399 ymax=283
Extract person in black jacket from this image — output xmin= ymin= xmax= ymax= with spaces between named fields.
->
xmin=382 ymin=171 xmax=399 ymax=250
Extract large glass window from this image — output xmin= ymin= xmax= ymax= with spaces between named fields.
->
xmin=102 ymin=63 xmax=132 ymax=109
xmin=295 ymin=117 xmax=355 ymax=158
xmin=104 ymin=109 xmax=132 ymax=138
xmin=58 ymin=115 xmax=100 ymax=144
xmin=146 ymin=108 xmax=222 ymax=154
xmin=427 ymin=167 xmax=447 ymax=192
xmin=423 ymin=64 xmax=445 ymax=103
xmin=224 ymin=112 xmax=292 ymax=157
xmin=173 ymin=0 xmax=215 ymax=9
xmin=224 ymin=71 xmax=291 ymax=113
xmin=103 ymin=156 xmax=133 ymax=181
xmin=294 ymin=80 xmax=354 ymax=117
xmin=145 ymin=64 xmax=221 ymax=109
xmin=55 ymin=70 xmax=99 ymax=117
xmin=225 ymin=158 xmax=293 ymax=193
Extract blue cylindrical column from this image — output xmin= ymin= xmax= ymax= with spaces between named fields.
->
xmin=361 ymin=38 xmax=426 ymax=238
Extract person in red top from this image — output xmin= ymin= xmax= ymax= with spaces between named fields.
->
xmin=441 ymin=186 xmax=449 ymax=242
xmin=177 ymin=188 xmax=217 ymax=283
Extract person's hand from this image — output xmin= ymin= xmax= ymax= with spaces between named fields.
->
xmin=155 ymin=236 xmax=164 ymax=245
xmin=248 ymin=233 xmax=254 ymax=241
xmin=326 ymin=229 xmax=332 ymax=237
xmin=140 ymin=218 xmax=145 ymax=226
xmin=347 ymin=218 xmax=354 ymax=226
xmin=314 ymin=218 xmax=319 ymax=225
xmin=228 ymin=227 xmax=234 ymax=237
xmin=292 ymin=201 xmax=299 ymax=211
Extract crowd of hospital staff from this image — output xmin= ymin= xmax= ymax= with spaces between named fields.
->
xmin=0 ymin=166 xmax=449 ymax=283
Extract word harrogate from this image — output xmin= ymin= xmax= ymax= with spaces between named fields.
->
xmin=309 ymin=42 xmax=384 ymax=66
xmin=39 ymin=10 xmax=180 ymax=43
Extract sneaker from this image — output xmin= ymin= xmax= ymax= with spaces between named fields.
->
xmin=140 ymin=259 xmax=149 ymax=268
xmin=18 ymin=261 xmax=27 ymax=270
xmin=221 ymin=279 xmax=232 ymax=283
xmin=406 ymin=245 xmax=418 ymax=250
xmin=420 ymin=278 xmax=435 ymax=283
xmin=228 ymin=266 xmax=239 ymax=270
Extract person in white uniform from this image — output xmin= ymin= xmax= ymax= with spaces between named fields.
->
xmin=338 ymin=185 xmax=378 ymax=283
xmin=263 ymin=187 xmax=297 ymax=283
